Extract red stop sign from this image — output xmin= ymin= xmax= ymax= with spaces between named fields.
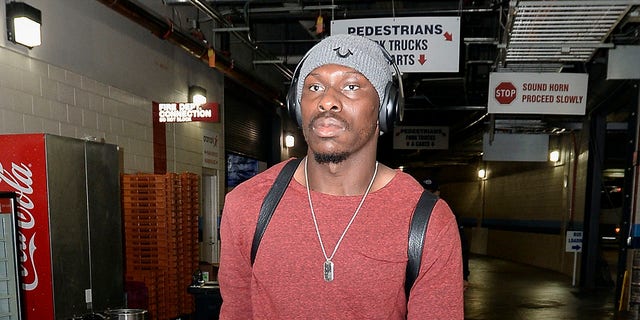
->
xmin=495 ymin=82 xmax=517 ymax=104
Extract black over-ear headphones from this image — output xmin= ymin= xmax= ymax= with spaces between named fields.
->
xmin=286 ymin=42 xmax=404 ymax=134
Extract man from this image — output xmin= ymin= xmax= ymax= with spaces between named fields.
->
xmin=218 ymin=34 xmax=463 ymax=319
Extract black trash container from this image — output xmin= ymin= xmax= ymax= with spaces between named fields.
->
xmin=188 ymin=282 xmax=222 ymax=320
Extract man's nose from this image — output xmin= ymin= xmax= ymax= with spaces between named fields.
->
xmin=317 ymin=87 xmax=343 ymax=112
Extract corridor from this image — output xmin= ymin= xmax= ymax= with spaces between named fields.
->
xmin=464 ymin=254 xmax=630 ymax=320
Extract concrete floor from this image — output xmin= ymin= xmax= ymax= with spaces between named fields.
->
xmin=464 ymin=254 xmax=632 ymax=320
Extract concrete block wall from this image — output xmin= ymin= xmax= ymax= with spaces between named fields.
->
xmin=166 ymin=122 xmax=211 ymax=175
xmin=486 ymin=166 xmax=567 ymax=221
xmin=441 ymin=131 xmax=591 ymax=276
xmin=0 ymin=46 xmax=204 ymax=175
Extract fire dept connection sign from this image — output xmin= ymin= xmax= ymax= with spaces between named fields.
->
xmin=331 ymin=17 xmax=460 ymax=73
xmin=157 ymin=102 xmax=220 ymax=123
xmin=488 ymin=72 xmax=588 ymax=115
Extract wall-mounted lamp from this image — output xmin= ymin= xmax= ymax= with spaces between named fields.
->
xmin=478 ymin=169 xmax=487 ymax=179
xmin=284 ymin=134 xmax=295 ymax=148
xmin=549 ymin=150 xmax=560 ymax=162
xmin=6 ymin=2 xmax=42 ymax=48
xmin=188 ymin=85 xmax=207 ymax=105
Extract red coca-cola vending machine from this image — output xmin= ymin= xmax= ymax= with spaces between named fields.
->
xmin=0 ymin=134 xmax=124 ymax=319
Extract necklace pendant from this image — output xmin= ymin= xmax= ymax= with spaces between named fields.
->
xmin=323 ymin=260 xmax=334 ymax=282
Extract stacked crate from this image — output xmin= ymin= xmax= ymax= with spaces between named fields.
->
xmin=122 ymin=174 xmax=169 ymax=319
xmin=122 ymin=173 xmax=200 ymax=320
xmin=178 ymin=173 xmax=199 ymax=315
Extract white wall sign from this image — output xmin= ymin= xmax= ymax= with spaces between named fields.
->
xmin=393 ymin=126 xmax=449 ymax=150
xmin=203 ymin=129 xmax=221 ymax=169
xmin=488 ymin=72 xmax=588 ymax=115
xmin=565 ymin=230 xmax=583 ymax=252
xmin=566 ymin=230 xmax=583 ymax=286
xmin=331 ymin=17 xmax=460 ymax=73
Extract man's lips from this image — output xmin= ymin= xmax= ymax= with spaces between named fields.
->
xmin=311 ymin=116 xmax=346 ymax=137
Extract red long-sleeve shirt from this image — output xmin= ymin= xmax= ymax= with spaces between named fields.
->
xmin=219 ymin=160 xmax=464 ymax=319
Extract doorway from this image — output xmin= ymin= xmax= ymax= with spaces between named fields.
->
xmin=202 ymin=174 xmax=220 ymax=264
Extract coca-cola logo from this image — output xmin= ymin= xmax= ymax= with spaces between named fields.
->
xmin=0 ymin=162 xmax=39 ymax=291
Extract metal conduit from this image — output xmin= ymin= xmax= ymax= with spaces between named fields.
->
xmin=96 ymin=0 xmax=283 ymax=105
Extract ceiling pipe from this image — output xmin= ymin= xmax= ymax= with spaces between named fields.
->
xmin=95 ymin=0 xmax=283 ymax=105
xmin=224 ymin=6 xmax=498 ymax=23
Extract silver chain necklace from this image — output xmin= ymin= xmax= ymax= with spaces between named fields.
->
xmin=304 ymin=157 xmax=379 ymax=282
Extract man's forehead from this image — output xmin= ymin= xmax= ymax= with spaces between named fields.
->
xmin=305 ymin=64 xmax=369 ymax=80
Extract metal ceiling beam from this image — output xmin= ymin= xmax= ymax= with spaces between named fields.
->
xmin=403 ymin=105 xmax=487 ymax=111
xmin=243 ymin=5 xmax=338 ymax=13
xmin=500 ymin=0 xmax=635 ymax=66
xmin=515 ymin=0 xmax=640 ymax=5
xmin=188 ymin=0 xmax=293 ymax=79
xmin=96 ymin=0 xmax=283 ymax=105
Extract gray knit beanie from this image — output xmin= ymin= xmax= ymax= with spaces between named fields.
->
xmin=295 ymin=34 xmax=393 ymax=108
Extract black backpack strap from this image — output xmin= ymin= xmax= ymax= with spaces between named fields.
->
xmin=405 ymin=190 xmax=438 ymax=298
xmin=251 ymin=158 xmax=303 ymax=265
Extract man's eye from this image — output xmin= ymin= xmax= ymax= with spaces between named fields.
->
xmin=344 ymin=84 xmax=360 ymax=91
xmin=308 ymin=84 xmax=323 ymax=92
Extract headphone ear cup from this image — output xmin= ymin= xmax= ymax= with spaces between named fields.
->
xmin=286 ymin=54 xmax=309 ymax=128
xmin=286 ymin=82 xmax=302 ymax=127
xmin=378 ymin=81 xmax=398 ymax=134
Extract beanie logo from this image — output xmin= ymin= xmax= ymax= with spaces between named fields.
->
xmin=333 ymin=46 xmax=353 ymax=58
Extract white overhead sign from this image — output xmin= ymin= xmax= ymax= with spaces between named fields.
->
xmin=488 ymin=72 xmax=588 ymax=115
xmin=393 ymin=126 xmax=449 ymax=150
xmin=331 ymin=17 xmax=460 ymax=73
xmin=483 ymin=133 xmax=549 ymax=162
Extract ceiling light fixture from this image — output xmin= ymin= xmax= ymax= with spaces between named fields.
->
xmin=6 ymin=2 xmax=42 ymax=48
xmin=284 ymin=134 xmax=295 ymax=148
xmin=188 ymin=85 xmax=207 ymax=105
